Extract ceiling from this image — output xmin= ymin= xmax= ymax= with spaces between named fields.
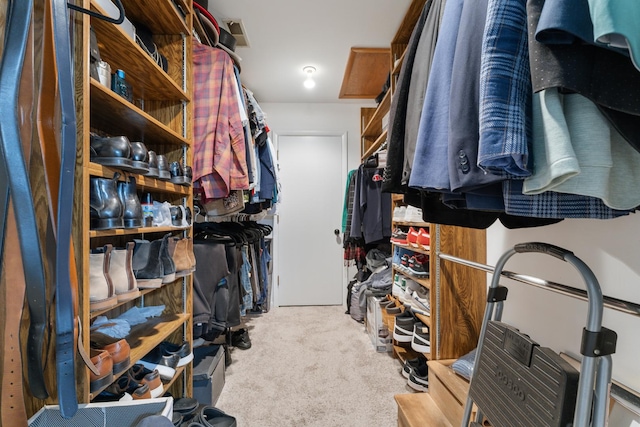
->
xmin=208 ymin=0 xmax=412 ymax=104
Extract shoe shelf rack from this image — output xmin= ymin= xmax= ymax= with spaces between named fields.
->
xmin=18 ymin=0 xmax=197 ymax=417
xmin=87 ymin=314 xmax=190 ymax=400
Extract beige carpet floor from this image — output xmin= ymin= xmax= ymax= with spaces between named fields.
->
xmin=215 ymin=305 xmax=415 ymax=426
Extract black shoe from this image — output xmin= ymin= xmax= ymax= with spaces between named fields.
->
xmin=117 ymin=176 xmax=143 ymax=228
xmin=231 ymin=328 xmax=251 ymax=350
xmin=90 ymin=174 xmax=124 ymax=229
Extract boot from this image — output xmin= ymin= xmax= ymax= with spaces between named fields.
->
xmin=132 ymin=239 xmax=164 ymax=288
xmin=90 ymin=133 xmax=133 ymax=169
xmin=117 ymin=176 xmax=143 ymax=228
xmin=89 ymin=244 xmax=118 ymax=311
xmin=110 ymin=242 xmax=141 ymax=302
xmin=168 ymin=237 xmax=192 ymax=278
xmin=185 ymin=236 xmax=196 ymax=272
xmin=90 ymin=174 xmax=124 ymax=229
xmin=159 ymin=234 xmax=176 ymax=284
xmin=129 ymin=141 xmax=149 ymax=174
xmin=146 ymin=150 xmax=159 ymax=177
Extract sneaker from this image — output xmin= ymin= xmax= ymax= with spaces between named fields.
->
xmin=404 ymin=205 xmax=423 ymax=223
xmin=412 ymin=291 xmax=431 ymax=314
xmin=402 ymin=354 xmax=427 ymax=379
xmin=231 ymin=328 xmax=252 ymax=350
xmin=408 ymin=361 xmax=429 ymax=391
xmin=392 ymin=274 xmax=406 ymax=299
xmin=400 ymin=254 xmax=411 ymax=271
xmin=390 ymin=228 xmax=408 ymax=245
xmin=408 ymin=255 xmax=429 ymax=278
xmin=393 ymin=311 xmax=417 ymax=342
xmin=393 ymin=206 xmax=407 ymax=221
xmin=416 ymin=228 xmax=430 ymax=250
xmin=406 ymin=227 xmax=420 ymax=247
xmin=411 ymin=323 xmax=431 ymax=353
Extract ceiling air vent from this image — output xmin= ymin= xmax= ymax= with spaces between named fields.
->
xmin=223 ymin=19 xmax=250 ymax=48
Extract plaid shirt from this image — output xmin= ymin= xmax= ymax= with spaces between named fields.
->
xmin=477 ymin=0 xmax=532 ymax=178
xmin=193 ymin=42 xmax=249 ymax=199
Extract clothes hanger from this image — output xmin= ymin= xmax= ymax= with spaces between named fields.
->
xmin=68 ymin=0 xmax=125 ymax=24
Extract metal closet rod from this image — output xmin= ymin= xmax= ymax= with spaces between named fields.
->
xmin=437 ymin=252 xmax=640 ymax=317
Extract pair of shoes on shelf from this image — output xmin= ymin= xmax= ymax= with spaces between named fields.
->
xmin=407 ymin=227 xmax=430 ymax=250
xmin=139 ymin=340 xmax=193 ymax=380
xmin=392 ymin=311 xmax=431 ymax=352
xmin=132 ymin=233 xmax=182 ymax=287
xmin=90 ymin=173 xmax=143 ymax=230
xmin=169 ymin=161 xmax=192 ymax=186
xmin=168 ymin=236 xmax=197 ymax=277
xmin=397 ymin=254 xmax=429 ymax=278
xmin=146 ymin=151 xmax=172 ymax=181
xmin=88 ymin=334 xmax=131 ymax=393
xmin=90 ymin=132 xmax=149 ymax=174
xmin=152 ymin=201 xmax=191 ymax=228
xmin=90 ymin=242 xmax=141 ymax=311
xmin=402 ymin=354 xmax=429 ymax=392
xmin=390 ymin=228 xmax=408 ymax=245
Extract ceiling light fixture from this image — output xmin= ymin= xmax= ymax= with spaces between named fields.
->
xmin=303 ymin=66 xmax=316 ymax=89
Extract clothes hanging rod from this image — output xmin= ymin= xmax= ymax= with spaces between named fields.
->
xmin=437 ymin=252 xmax=640 ymax=317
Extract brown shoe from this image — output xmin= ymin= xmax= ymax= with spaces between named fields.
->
xmin=89 ymin=348 xmax=114 ymax=393
xmin=132 ymin=383 xmax=152 ymax=400
xmin=168 ymin=236 xmax=192 ymax=278
xmin=91 ymin=333 xmax=131 ymax=374
xmin=129 ymin=364 xmax=164 ymax=398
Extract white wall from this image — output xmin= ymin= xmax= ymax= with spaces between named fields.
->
xmin=260 ymin=102 xmax=367 ymax=171
xmin=486 ymin=215 xmax=640 ymax=392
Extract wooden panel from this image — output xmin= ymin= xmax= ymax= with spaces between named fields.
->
xmin=339 ymin=47 xmax=390 ymax=99
xmin=361 ymin=129 xmax=387 ymax=161
xmin=437 ymin=225 xmax=487 ymax=360
xmin=395 ymin=393 xmax=452 ymax=427
xmin=90 ymin=80 xmax=188 ymax=146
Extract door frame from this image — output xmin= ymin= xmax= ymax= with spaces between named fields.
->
xmin=271 ymin=131 xmax=349 ymax=308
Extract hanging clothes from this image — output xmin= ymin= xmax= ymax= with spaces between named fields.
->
xmin=192 ymin=41 xmax=249 ymax=200
xmin=350 ymin=165 xmax=392 ymax=243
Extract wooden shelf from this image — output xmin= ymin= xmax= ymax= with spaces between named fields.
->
xmin=89 ymin=225 xmax=189 ymax=238
xmin=91 ymin=1 xmax=189 ymax=102
xmin=394 ymin=220 xmax=430 ymax=228
xmin=361 ymin=129 xmax=388 ymax=161
xmin=87 ymin=162 xmax=191 ymax=196
xmin=392 ymin=265 xmax=431 ymax=289
xmin=393 ymin=242 xmax=431 ymax=256
xmin=90 ymin=80 xmax=190 ymax=147
xmin=90 ymin=288 xmax=157 ymax=319
xmin=120 ymin=0 xmax=190 ymax=35
xmin=395 ymin=393 xmax=452 ymax=427
xmin=415 ymin=312 xmax=431 ymax=328
xmin=391 ymin=0 xmax=429 ymax=46
xmin=89 ymin=313 xmax=191 ymax=399
xmin=362 ymin=89 xmax=391 ymax=139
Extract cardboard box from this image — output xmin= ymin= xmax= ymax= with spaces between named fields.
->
xmin=193 ymin=345 xmax=226 ymax=406
xmin=366 ymin=295 xmax=392 ymax=352
xmin=94 ymin=0 xmax=136 ymax=42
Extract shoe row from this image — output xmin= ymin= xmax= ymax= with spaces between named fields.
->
xmin=392 ymin=205 xmax=424 ymax=223
xmin=394 ymin=253 xmax=429 ymax=278
xmin=392 ymin=274 xmax=431 ymax=314
xmin=90 ymin=235 xmax=196 ymax=311
xmin=391 ymin=226 xmax=430 ymax=250
xmin=90 ymin=133 xmax=192 ymax=186
xmin=90 ymin=173 xmax=191 ymax=230
xmin=90 ymin=337 xmax=193 ymax=400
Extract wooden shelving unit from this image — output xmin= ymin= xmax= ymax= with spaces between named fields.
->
xmin=20 ymin=0 xmax=196 ymax=416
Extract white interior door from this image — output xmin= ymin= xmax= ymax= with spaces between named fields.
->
xmin=275 ymin=133 xmax=346 ymax=306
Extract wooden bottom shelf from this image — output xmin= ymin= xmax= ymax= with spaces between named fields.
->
xmin=395 ymin=393 xmax=452 ymax=427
